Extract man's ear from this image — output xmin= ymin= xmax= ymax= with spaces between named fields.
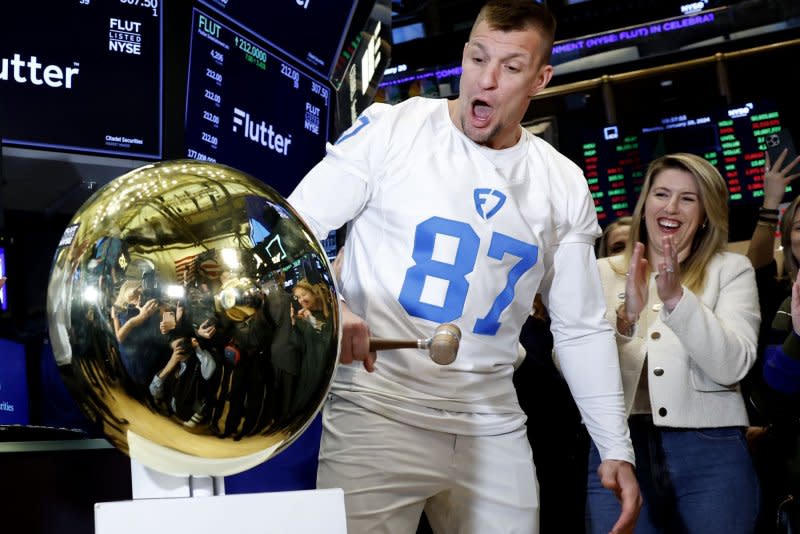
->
xmin=529 ymin=64 xmax=554 ymax=98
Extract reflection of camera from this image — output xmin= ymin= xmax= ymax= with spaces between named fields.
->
xmin=217 ymin=278 xmax=262 ymax=322
xmin=291 ymin=297 xmax=302 ymax=315
xmin=140 ymin=271 xmax=160 ymax=304
xmin=173 ymin=337 xmax=193 ymax=354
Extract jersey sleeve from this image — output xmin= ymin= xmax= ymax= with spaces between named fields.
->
xmin=287 ymin=103 xmax=392 ymax=241
xmin=546 ymin=234 xmax=635 ymax=464
xmin=552 ymin=154 xmax=602 ymax=246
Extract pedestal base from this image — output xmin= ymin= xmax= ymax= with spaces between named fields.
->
xmin=95 ymin=488 xmax=347 ymax=534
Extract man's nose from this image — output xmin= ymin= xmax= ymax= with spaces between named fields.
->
xmin=478 ymin=63 xmax=499 ymax=90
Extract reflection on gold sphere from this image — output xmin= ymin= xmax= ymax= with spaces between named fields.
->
xmin=46 ymin=160 xmax=339 ymax=476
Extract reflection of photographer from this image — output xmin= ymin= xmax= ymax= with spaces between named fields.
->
xmin=140 ymin=270 xmax=162 ymax=305
xmin=111 ymin=280 xmax=172 ymax=387
xmin=289 ymin=279 xmax=332 ymax=417
xmin=149 ymin=336 xmax=217 ymax=426
xmin=291 ymin=279 xmax=330 ymax=331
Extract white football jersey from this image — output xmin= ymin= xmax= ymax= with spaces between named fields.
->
xmin=290 ymin=97 xmax=632 ymax=461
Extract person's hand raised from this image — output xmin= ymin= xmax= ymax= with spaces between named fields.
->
xmin=623 ymin=242 xmax=649 ymax=321
xmin=791 ymin=277 xmax=800 ymax=337
xmin=655 ymin=235 xmax=683 ymax=312
xmin=763 ymin=148 xmax=800 ymax=209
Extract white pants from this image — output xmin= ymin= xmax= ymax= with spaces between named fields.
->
xmin=317 ymin=394 xmax=539 ymax=534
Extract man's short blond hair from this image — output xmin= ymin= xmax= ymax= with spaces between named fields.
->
xmin=471 ymin=0 xmax=557 ymax=63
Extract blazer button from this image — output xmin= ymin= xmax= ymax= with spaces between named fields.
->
xmin=653 ymin=367 xmax=664 ymax=376
xmin=651 ymin=332 xmax=661 ymax=340
xmin=652 ymin=303 xmax=663 ymax=312
xmin=658 ymin=407 xmax=667 ymax=417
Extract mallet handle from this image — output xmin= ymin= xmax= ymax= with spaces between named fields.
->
xmin=368 ymin=338 xmax=425 ymax=351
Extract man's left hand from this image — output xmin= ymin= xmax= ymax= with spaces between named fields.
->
xmin=598 ymin=459 xmax=642 ymax=534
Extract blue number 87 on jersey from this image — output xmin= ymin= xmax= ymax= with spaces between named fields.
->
xmin=398 ymin=216 xmax=538 ymax=336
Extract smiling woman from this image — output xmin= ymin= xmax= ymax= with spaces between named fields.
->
xmin=622 ymin=153 xmax=730 ymax=293
xmin=588 ymin=153 xmax=761 ymax=534
xmin=643 ymin=167 xmax=705 ymax=269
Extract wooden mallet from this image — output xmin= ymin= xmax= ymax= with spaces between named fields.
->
xmin=368 ymin=323 xmax=461 ymax=365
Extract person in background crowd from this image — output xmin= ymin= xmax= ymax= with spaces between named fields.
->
xmin=514 ymin=293 xmax=589 ymax=534
xmin=588 ymin=153 xmax=760 ymax=533
xmin=597 ymin=216 xmax=632 ymax=258
xmin=512 ymin=213 xmax=633 ymax=533
xmin=744 ymin=148 xmax=800 ymax=533
xmin=290 ymin=279 xmax=334 ymax=416
xmin=745 ymin=148 xmax=800 ymax=361
xmin=110 ymin=279 xmax=172 ymax=388
xmin=149 ymin=336 xmax=217 ymax=427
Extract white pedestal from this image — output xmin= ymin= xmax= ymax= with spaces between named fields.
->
xmin=95 ymin=487 xmax=347 ymax=534
xmin=98 ymin=430 xmax=345 ymax=533
xmin=130 ymin=459 xmax=223 ymax=499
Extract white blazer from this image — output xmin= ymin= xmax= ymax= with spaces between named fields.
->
xmin=597 ymin=251 xmax=760 ymax=428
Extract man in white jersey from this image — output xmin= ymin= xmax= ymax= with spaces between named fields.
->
xmin=288 ymin=1 xmax=641 ymax=532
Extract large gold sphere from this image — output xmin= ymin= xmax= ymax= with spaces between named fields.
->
xmin=46 ymin=160 xmax=339 ymax=476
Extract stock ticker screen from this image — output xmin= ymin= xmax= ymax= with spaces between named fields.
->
xmin=196 ymin=0 xmax=359 ymax=80
xmin=577 ymin=101 xmax=792 ymax=225
xmin=184 ymin=8 xmax=331 ymax=197
xmin=0 ymin=0 xmax=162 ymax=159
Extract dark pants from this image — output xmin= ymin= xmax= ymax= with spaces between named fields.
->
xmin=586 ymin=415 xmax=760 ymax=533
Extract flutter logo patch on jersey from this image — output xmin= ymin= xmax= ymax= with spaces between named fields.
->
xmin=474 ymin=189 xmax=506 ymax=220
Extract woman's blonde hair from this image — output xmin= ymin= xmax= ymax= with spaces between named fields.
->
xmin=113 ymin=280 xmax=141 ymax=310
xmin=616 ymin=153 xmax=729 ymax=292
xmin=293 ymin=279 xmax=330 ymax=318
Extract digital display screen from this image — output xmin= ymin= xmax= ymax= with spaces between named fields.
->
xmin=0 ymin=338 xmax=28 ymax=425
xmin=184 ymin=8 xmax=332 ymax=198
xmin=579 ymin=127 xmax=645 ymax=226
xmin=0 ymin=0 xmax=162 ymax=159
xmin=332 ymin=5 xmax=392 ymax=138
xmin=197 ymin=0 xmax=359 ymax=79
xmin=575 ymin=101 xmax=792 ymax=225
xmin=0 ymin=247 xmax=6 ymax=312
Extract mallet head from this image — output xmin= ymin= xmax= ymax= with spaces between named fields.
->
xmin=428 ymin=323 xmax=461 ymax=365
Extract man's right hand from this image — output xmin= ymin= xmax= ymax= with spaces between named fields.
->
xmin=339 ymin=300 xmax=376 ymax=372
